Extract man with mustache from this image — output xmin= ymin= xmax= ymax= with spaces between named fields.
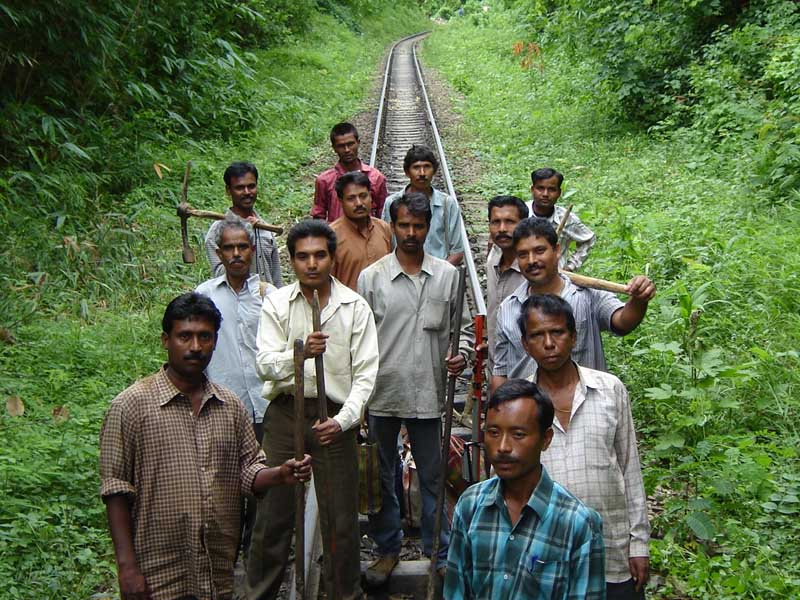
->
xmin=248 ymin=220 xmax=379 ymax=600
xmin=312 ymin=122 xmax=388 ymax=222
xmin=381 ymin=145 xmax=465 ymax=266
xmin=444 ymin=378 xmax=605 ymax=599
xmin=196 ymin=218 xmax=275 ymax=556
xmin=330 ymin=170 xmax=393 ymax=290
xmin=520 ymin=294 xmax=650 ymax=599
xmin=205 ymin=161 xmax=283 ymax=287
xmin=358 ymin=192 xmax=473 ymax=587
xmin=485 ymin=195 xmax=529 ymax=369
xmin=100 ymin=293 xmax=311 ymax=600
xmin=526 ymin=167 xmax=595 ymax=272
xmin=492 ymin=218 xmax=655 ymax=391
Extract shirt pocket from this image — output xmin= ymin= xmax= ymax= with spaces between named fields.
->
xmin=523 ymin=558 xmax=568 ymax=599
xmin=422 ymin=297 xmax=448 ymax=331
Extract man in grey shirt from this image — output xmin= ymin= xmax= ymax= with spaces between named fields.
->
xmin=205 ymin=161 xmax=283 ymax=287
xmin=358 ymin=192 xmax=473 ymax=586
xmin=492 ymin=218 xmax=655 ymax=391
xmin=196 ymin=217 xmax=274 ymax=555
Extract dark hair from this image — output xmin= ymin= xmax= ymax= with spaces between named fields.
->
xmin=403 ymin=144 xmax=439 ymax=173
xmin=287 ymin=219 xmax=337 ymax=258
xmin=487 ymin=195 xmax=529 ymax=221
xmin=162 ymin=293 xmax=222 ymax=335
xmin=335 ymin=171 xmax=372 ymax=200
xmin=517 ymin=294 xmax=576 ymax=338
xmin=389 ymin=191 xmax=432 ymax=224
xmin=512 ymin=217 xmax=558 ymax=248
xmin=223 ymin=161 xmax=258 ymax=187
xmin=330 ymin=122 xmax=359 ymax=144
xmin=489 ymin=379 xmax=554 ymax=434
xmin=531 ymin=167 xmax=564 ymax=187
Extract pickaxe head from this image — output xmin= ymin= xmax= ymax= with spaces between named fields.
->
xmin=176 ymin=202 xmax=196 ymax=263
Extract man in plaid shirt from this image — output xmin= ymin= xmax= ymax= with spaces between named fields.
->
xmin=444 ymin=378 xmax=605 ymax=599
xmin=521 ymin=294 xmax=650 ymax=599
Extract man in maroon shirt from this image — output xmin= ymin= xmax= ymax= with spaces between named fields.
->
xmin=312 ymin=122 xmax=388 ymax=222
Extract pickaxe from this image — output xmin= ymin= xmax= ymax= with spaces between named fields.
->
xmin=175 ymin=161 xmax=284 ymax=264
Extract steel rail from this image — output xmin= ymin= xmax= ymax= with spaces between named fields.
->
xmin=411 ymin=43 xmax=487 ymax=316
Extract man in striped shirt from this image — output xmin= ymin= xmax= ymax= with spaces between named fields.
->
xmin=492 ymin=218 xmax=655 ymax=390
xmin=444 ymin=378 xmax=605 ymax=599
xmin=521 ymin=294 xmax=650 ymax=598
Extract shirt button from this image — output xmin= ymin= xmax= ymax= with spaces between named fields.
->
xmin=503 ymin=574 xmax=509 ymax=580
xmin=509 ymin=535 xmax=515 ymax=541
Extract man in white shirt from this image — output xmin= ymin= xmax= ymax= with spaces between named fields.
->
xmin=246 ymin=220 xmax=379 ymax=600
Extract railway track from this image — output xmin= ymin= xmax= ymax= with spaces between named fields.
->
xmin=289 ymin=32 xmax=489 ymax=600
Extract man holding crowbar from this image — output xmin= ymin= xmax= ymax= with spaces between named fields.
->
xmin=248 ymin=220 xmax=379 ymax=600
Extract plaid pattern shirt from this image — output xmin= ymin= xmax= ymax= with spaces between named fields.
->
xmin=444 ymin=468 xmax=606 ymax=599
xmin=534 ymin=364 xmax=650 ymax=583
xmin=99 ymin=366 xmax=268 ymax=600
xmin=494 ymin=274 xmax=623 ymax=377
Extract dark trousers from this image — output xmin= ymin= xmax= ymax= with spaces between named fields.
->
xmin=246 ymin=396 xmax=361 ymax=600
xmin=607 ymin=578 xmax=646 ymax=600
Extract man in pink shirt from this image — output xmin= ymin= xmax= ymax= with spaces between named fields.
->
xmin=312 ymin=122 xmax=388 ymax=222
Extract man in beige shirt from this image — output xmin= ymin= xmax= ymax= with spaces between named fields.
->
xmin=247 ymin=220 xmax=379 ymax=600
xmin=330 ymin=170 xmax=392 ymax=290
xmin=485 ymin=195 xmax=528 ymax=369
xmin=99 ymin=293 xmax=310 ymax=600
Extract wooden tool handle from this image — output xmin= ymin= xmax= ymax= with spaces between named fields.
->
xmin=311 ymin=290 xmax=328 ymax=420
xmin=555 ymin=203 xmax=573 ymax=237
xmin=562 ymin=271 xmax=628 ymax=295
xmin=292 ymin=338 xmax=306 ymax=600
xmin=184 ymin=206 xmax=284 ymax=234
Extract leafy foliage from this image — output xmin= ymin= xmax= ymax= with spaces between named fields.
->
xmin=422 ymin=7 xmax=800 ymax=598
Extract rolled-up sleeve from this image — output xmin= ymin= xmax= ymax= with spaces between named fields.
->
xmin=333 ymin=300 xmax=379 ymax=432
xmin=99 ymin=401 xmax=137 ymax=499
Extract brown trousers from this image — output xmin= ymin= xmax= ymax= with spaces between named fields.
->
xmin=245 ymin=395 xmax=361 ymax=600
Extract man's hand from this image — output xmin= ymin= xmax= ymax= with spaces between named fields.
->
xmin=446 ymin=353 xmax=467 ymax=376
xmin=312 ymin=417 xmax=343 ymax=446
xmin=304 ymin=331 xmax=328 ymax=359
xmin=244 ymin=215 xmax=259 ymax=225
xmin=629 ymin=556 xmax=650 ymax=592
xmin=625 ymin=275 xmax=656 ymax=303
xmin=119 ymin=564 xmax=151 ymax=600
xmin=279 ymin=454 xmax=313 ymax=485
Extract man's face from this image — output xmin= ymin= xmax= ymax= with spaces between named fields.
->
xmin=521 ymin=309 xmax=576 ymax=372
xmin=489 ymin=205 xmax=523 ymax=251
xmin=485 ymin=396 xmax=553 ymax=482
xmin=531 ymin=176 xmax=562 ymax=214
xmin=340 ymin=183 xmax=372 ymax=222
xmin=391 ymin=205 xmax=429 ymax=254
xmin=291 ymin=236 xmax=334 ymax=290
xmin=405 ymin=160 xmax=436 ymax=191
xmin=226 ymin=172 xmax=258 ymax=213
xmin=215 ymin=228 xmax=253 ymax=279
xmin=332 ymin=133 xmax=360 ymax=164
xmin=162 ymin=317 xmax=216 ymax=380
xmin=517 ymin=235 xmax=560 ymax=288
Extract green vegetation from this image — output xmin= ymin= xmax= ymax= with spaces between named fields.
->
xmin=422 ymin=4 xmax=799 ymax=598
xmin=0 ymin=2 xmax=427 ymax=597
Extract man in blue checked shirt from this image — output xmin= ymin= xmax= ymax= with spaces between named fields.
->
xmin=444 ymin=379 xmax=606 ymax=599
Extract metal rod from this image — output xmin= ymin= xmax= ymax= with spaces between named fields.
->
xmin=293 ymin=339 xmax=306 ymax=600
xmin=426 ymin=266 xmax=467 ymax=600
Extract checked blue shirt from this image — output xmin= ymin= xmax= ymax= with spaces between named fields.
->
xmin=444 ymin=467 xmax=606 ymax=599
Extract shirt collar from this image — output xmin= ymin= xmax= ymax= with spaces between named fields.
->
xmin=387 ymin=250 xmax=435 ymax=280
xmin=488 ymin=244 xmax=521 ymax=273
xmin=223 ymin=207 xmax=262 ymax=220
xmin=402 ymin=185 xmax=445 ymax=206
xmin=155 ymin=364 xmax=223 ymax=408
xmin=335 ymin=160 xmax=367 ymax=175
xmin=211 ymin=273 xmax=260 ymax=292
xmin=286 ymin=277 xmax=359 ymax=307
xmin=481 ymin=467 xmax=556 ymax=522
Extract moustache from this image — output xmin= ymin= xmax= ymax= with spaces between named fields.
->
xmin=183 ymin=352 xmax=207 ymax=361
xmin=494 ymin=234 xmax=512 ymax=241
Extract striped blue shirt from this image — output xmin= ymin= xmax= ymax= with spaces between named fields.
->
xmin=444 ymin=467 xmax=606 ymax=599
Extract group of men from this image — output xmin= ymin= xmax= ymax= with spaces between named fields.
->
xmin=100 ymin=121 xmax=656 ymax=599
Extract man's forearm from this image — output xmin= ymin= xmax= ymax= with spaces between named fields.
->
xmin=611 ymin=299 xmax=648 ymax=335
xmin=106 ymin=495 xmax=139 ymax=571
